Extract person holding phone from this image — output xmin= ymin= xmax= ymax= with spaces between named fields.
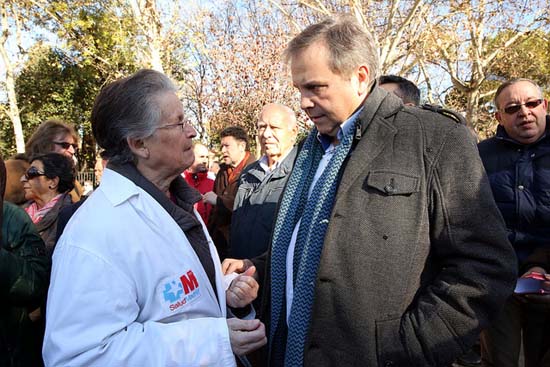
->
xmin=478 ymin=79 xmax=550 ymax=367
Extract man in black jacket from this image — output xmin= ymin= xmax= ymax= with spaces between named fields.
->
xmin=478 ymin=78 xmax=550 ymax=367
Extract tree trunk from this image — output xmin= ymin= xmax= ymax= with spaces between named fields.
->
xmin=0 ymin=4 xmax=25 ymax=153
xmin=465 ymin=88 xmax=481 ymax=128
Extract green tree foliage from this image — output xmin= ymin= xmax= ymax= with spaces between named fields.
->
xmin=1 ymin=3 xmax=139 ymax=167
xmin=490 ymin=30 xmax=550 ymax=89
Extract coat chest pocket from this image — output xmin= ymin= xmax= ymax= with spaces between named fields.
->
xmin=364 ymin=171 xmax=420 ymax=196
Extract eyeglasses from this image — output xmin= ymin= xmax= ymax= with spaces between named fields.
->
xmin=501 ymin=99 xmax=543 ymax=115
xmin=25 ymin=166 xmax=46 ymax=180
xmin=53 ymin=141 xmax=78 ymax=150
xmin=156 ymin=121 xmax=192 ymax=132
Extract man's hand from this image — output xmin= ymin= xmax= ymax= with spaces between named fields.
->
xmin=226 ymin=266 xmax=258 ymax=308
xmin=222 ymin=258 xmax=254 ymax=275
xmin=227 ymin=318 xmax=267 ymax=356
xmin=203 ymin=191 xmax=218 ymax=205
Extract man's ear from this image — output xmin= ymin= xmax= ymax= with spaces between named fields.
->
xmin=127 ymin=137 xmax=150 ymax=159
xmin=356 ymin=64 xmax=370 ymax=95
xmin=239 ymin=140 xmax=247 ymax=152
xmin=495 ymin=111 xmax=503 ymax=125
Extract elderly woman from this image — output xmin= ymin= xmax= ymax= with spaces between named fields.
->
xmin=43 ymin=69 xmax=265 ymax=367
xmin=25 ymin=120 xmax=83 ymax=201
xmin=21 ymin=153 xmax=74 ymax=255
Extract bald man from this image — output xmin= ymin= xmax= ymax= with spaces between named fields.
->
xmin=230 ymin=103 xmax=298 ymax=260
xmin=182 ymin=143 xmax=215 ymax=224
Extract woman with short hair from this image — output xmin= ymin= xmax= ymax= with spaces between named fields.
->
xmin=43 ymin=69 xmax=265 ymax=367
xmin=21 ymin=153 xmax=74 ymax=255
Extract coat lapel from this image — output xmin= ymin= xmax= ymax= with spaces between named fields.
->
xmin=338 ymin=88 xmax=400 ymax=196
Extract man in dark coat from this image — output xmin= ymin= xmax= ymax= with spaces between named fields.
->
xmin=478 ymin=79 xmax=550 ymax=367
xmin=205 ymin=126 xmax=255 ymax=260
xmin=230 ymin=103 xmax=298 ymax=261
xmin=228 ymin=16 xmax=516 ymax=367
xmin=0 ymin=157 xmax=50 ymax=367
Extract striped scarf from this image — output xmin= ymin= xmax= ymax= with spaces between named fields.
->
xmin=269 ymin=121 xmax=356 ymax=366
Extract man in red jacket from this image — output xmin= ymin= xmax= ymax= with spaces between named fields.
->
xmin=182 ymin=143 xmax=214 ymax=225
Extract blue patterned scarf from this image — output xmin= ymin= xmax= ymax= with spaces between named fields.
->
xmin=269 ymin=121 xmax=357 ymax=366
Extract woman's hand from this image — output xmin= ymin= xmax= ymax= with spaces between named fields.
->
xmin=226 ymin=266 xmax=258 ymax=308
xmin=227 ymin=318 xmax=266 ymax=355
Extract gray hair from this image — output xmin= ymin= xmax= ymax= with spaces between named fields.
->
xmin=91 ymin=69 xmax=177 ymax=165
xmin=494 ymin=78 xmax=543 ymax=110
xmin=284 ymin=15 xmax=380 ymax=89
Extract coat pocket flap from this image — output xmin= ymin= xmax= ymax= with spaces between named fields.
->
xmin=366 ymin=171 xmax=420 ymax=195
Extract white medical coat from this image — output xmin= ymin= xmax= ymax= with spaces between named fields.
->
xmin=43 ymin=169 xmax=236 ymax=366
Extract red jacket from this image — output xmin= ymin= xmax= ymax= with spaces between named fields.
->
xmin=182 ymin=171 xmax=214 ymax=225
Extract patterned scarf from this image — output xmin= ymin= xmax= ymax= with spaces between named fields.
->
xmin=269 ymin=121 xmax=356 ymax=366
xmin=25 ymin=194 xmax=63 ymax=224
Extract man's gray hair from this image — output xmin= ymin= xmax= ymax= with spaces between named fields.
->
xmin=494 ymin=78 xmax=543 ymax=110
xmin=284 ymin=15 xmax=380 ymax=89
xmin=91 ymin=69 xmax=177 ymax=165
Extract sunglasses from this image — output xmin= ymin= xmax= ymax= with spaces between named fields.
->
xmin=53 ymin=141 xmax=78 ymax=150
xmin=502 ymin=99 xmax=543 ymax=115
xmin=25 ymin=166 xmax=46 ymax=180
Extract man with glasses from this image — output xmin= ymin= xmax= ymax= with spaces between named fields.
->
xmin=478 ymin=78 xmax=550 ymax=367
xmin=25 ymin=120 xmax=79 ymax=160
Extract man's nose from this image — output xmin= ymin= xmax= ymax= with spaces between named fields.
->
xmin=186 ymin=124 xmax=197 ymax=138
xmin=300 ymin=93 xmax=314 ymax=110
xmin=263 ymin=126 xmax=273 ymax=138
xmin=518 ymin=104 xmax=531 ymax=116
xmin=67 ymin=145 xmax=76 ymax=155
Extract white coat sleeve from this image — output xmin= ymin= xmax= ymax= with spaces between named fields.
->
xmin=43 ymin=245 xmax=236 ymax=367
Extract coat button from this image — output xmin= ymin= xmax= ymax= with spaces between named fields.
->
xmin=518 ymin=185 xmax=525 ymax=190
xmin=384 ymin=185 xmax=395 ymax=194
xmin=384 ymin=361 xmax=394 ymax=367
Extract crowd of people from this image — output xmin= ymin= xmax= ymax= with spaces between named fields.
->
xmin=1 ymin=14 xmax=549 ymax=367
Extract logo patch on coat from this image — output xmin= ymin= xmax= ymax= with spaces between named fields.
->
xmin=161 ymin=270 xmax=201 ymax=312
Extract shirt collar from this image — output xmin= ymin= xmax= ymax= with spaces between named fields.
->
xmin=258 ymin=148 xmax=294 ymax=173
xmin=317 ymin=106 xmax=363 ymax=152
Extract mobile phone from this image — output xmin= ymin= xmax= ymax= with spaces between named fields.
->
xmin=514 ymin=272 xmax=547 ymax=294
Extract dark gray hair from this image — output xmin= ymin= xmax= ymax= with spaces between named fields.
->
xmin=91 ymin=69 xmax=177 ymax=165
xmin=494 ymin=78 xmax=542 ymax=110
xmin=284 ymin=15 xmax=380 ymax=89
xmin=379 ymin=75 xmax=420 ymax=106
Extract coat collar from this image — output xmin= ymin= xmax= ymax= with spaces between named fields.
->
xmin=338 ymin=87 xmax=400 ymax=194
